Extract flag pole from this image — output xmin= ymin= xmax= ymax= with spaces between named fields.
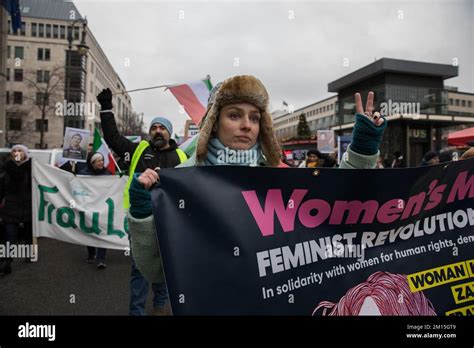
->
xmin=115 ymin=76 xmax=212 ymax=95
xmin=101 ymin=137 xmax=123 ymax=174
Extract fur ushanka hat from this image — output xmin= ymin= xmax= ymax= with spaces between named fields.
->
xmin=196 ymin=75 xmax=282 ymax=167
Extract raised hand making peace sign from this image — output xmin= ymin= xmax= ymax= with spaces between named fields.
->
xmin=354 ymin=91 xmax=384 ymax=127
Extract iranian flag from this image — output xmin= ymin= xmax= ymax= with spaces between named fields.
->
xmin=93 ymin=128 xmax=116 ymax=175
xmin=167 ymin=77 xmax=212 ymax=125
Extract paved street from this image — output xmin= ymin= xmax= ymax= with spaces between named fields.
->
xmin=0 ymin=237 xmax=154 ymax=315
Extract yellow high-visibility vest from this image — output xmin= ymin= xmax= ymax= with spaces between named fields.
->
xmin=123 ymin=140 xmax=187 ymax=209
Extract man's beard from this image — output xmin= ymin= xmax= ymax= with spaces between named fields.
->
xmin=151 ymin=135 xmax=167 ymax=148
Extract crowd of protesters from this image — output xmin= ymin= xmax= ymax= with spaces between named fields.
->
xmin=0 ymin=74 xmax=473 ymax=319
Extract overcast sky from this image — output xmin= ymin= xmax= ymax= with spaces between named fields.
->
xmin=73 ymin=0 xmax=474 ymax=136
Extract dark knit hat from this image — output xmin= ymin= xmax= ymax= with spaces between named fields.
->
xmin=423 ymin=151 xmax=439 ymax=162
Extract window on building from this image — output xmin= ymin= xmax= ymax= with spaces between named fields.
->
xmin=90 ymin=81 xmax=94 ymax=93
xmin=6 ymin=68 xmax=10 ymax=81
xmin=38 ymin=23 xmax=44 ymax=37
xmin=45 ymin=24 xmax=51 ymax=38
xmin=13 ymin=92 xmax=22 ymax=104
xmin=12 ymin=21 xmax=25 ymax=35
xmin=74 ymin=27 xmax=80 ymax=40
xmin=14 ymin=69 xmax=23 ymax=82
xmin=449 ymin=98 xmax=453 ymax=105
xmin=31 ymin=23 xmax=37 ymax=37
xmin=461 ymin=100 xmax=466 ymax=107
xmin=455 ymin=99 xmax=460 ymax=106
xmin=8 ymin=116 xmax=22 ymax=131
xmin=37 ymin=70 xmax=50 ymax=83
xmin=53 ymin=25 xmax=59 ymax=39
xmin=60 ymin=25 xmax=66 ymax=39
xmin=14 ymin=46 xmax=24 ymax=59
xmin=37 ymin=48 xmax=51 ymax=61
xmin=36 ymin=119 xmax=49 ymax=132
xmin=468 ymin=101 xmax=472 ymax=108
xmin=7 ymin=45 xmax=11 ymax=58
xmin=36 ymin=92 xmax=48 ymax=105
xmin=6 ymin=91 xmax=10 ymax=104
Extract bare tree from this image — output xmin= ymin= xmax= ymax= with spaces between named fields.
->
xmin=24 ymin=66 xmax=65 ymax=148
xmin=3 ymin=66 xmax=65 ymax=148
xmin=118 ymin=111 xmax=145 ymax=137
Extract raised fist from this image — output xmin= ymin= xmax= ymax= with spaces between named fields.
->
xmin=97 ymin=88 xmax=113 ymax=110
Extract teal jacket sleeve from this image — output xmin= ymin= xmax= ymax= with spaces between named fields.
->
xmin=339 ymin=112 xmax=386 ymax=169
xmin=126 ymin=211 xmax=164 ymax=283
xmin=339 ymin=146 xmax=379 ymax=169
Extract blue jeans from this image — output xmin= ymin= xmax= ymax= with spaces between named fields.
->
xmin=129 ymin=256 xmax=168 ymax=315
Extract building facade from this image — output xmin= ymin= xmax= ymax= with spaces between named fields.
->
xmin=273 ymin=58 xmax=474 ymax=167
xmin=329 ymin=58 xmax=474 ymax=167
xmin=273 ymin=95 xmax=338 ymax=141
xmin=2 ymin=0 xmax=138 ymax=149
xmin=0 ymin=6 xmax=7 ymax=147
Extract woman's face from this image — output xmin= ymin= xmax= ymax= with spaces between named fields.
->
xmin=92 ymin=157 xmax=104 ymax=170
xmin=216 ymin=103 xmax=261 ymax=150
xmin=11 ymin=149 xmax=26 ymax=162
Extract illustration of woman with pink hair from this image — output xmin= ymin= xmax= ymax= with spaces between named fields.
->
xmin=313 ymin=271 xmax=436 ymax=316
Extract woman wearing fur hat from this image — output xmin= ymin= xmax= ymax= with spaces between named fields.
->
xmin=126 ymin=75 xmax=387 ymax=288
xmin=0 ymin=145 xmax=33 ymax=275
xmin=78 ymin=152 xmax=111 ymax=269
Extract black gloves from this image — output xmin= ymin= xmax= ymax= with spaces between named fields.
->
xmin=97 ymin=88 xmax=113 ymax=110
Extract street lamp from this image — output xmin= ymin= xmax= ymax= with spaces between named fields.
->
xmin=65 ymin=18 xmax=89 ymax=132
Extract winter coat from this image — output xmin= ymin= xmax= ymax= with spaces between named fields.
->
xmin=78 ymin=166 xmax=112 ymax=176
xmin=0 ymin=159 xmax=32 ymax=223
xmin=100 ymin=110 xmax=183 ymax=171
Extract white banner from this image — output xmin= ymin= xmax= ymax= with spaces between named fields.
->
xmin=32 ymin=160 xmax=130 ymax=250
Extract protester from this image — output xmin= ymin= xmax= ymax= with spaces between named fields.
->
xmin=460 ymin=147 xmax=474 ymax=160
xmin=78 ymin=152 xmax=111 ymax=269
xmin=390 ymin=151 xmax=405 ymax=168
xmin=420 ymin=151 xmax=439 ymax=166
xmin=460 ymin=140 xmax=474 ymax=160
xmin=60 ymin=143 xmax=93 ymax=174
xmin=280 ymin=151 xmax=292 ymax=167
xmin=0 ymin=145 xmax=32 ymax=275
xmin=97 ymin=88 xmax=188 ymax=315
xmin=124 ymin=75 xmax=387 ymax=306
xmin=438 ymin=149 xmax=458 ymax=163
xmin=298 ymin=149 xmax=336 ymax=168
xmin=298 ymin=150 xmax=318 ymax=168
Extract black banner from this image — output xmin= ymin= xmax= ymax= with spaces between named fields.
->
xmin=151 ymin=159 xmax=474 ymax=315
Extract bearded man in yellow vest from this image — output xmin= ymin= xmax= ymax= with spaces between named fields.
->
xmin=97 ymin=88 xmax=187 ymax=316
